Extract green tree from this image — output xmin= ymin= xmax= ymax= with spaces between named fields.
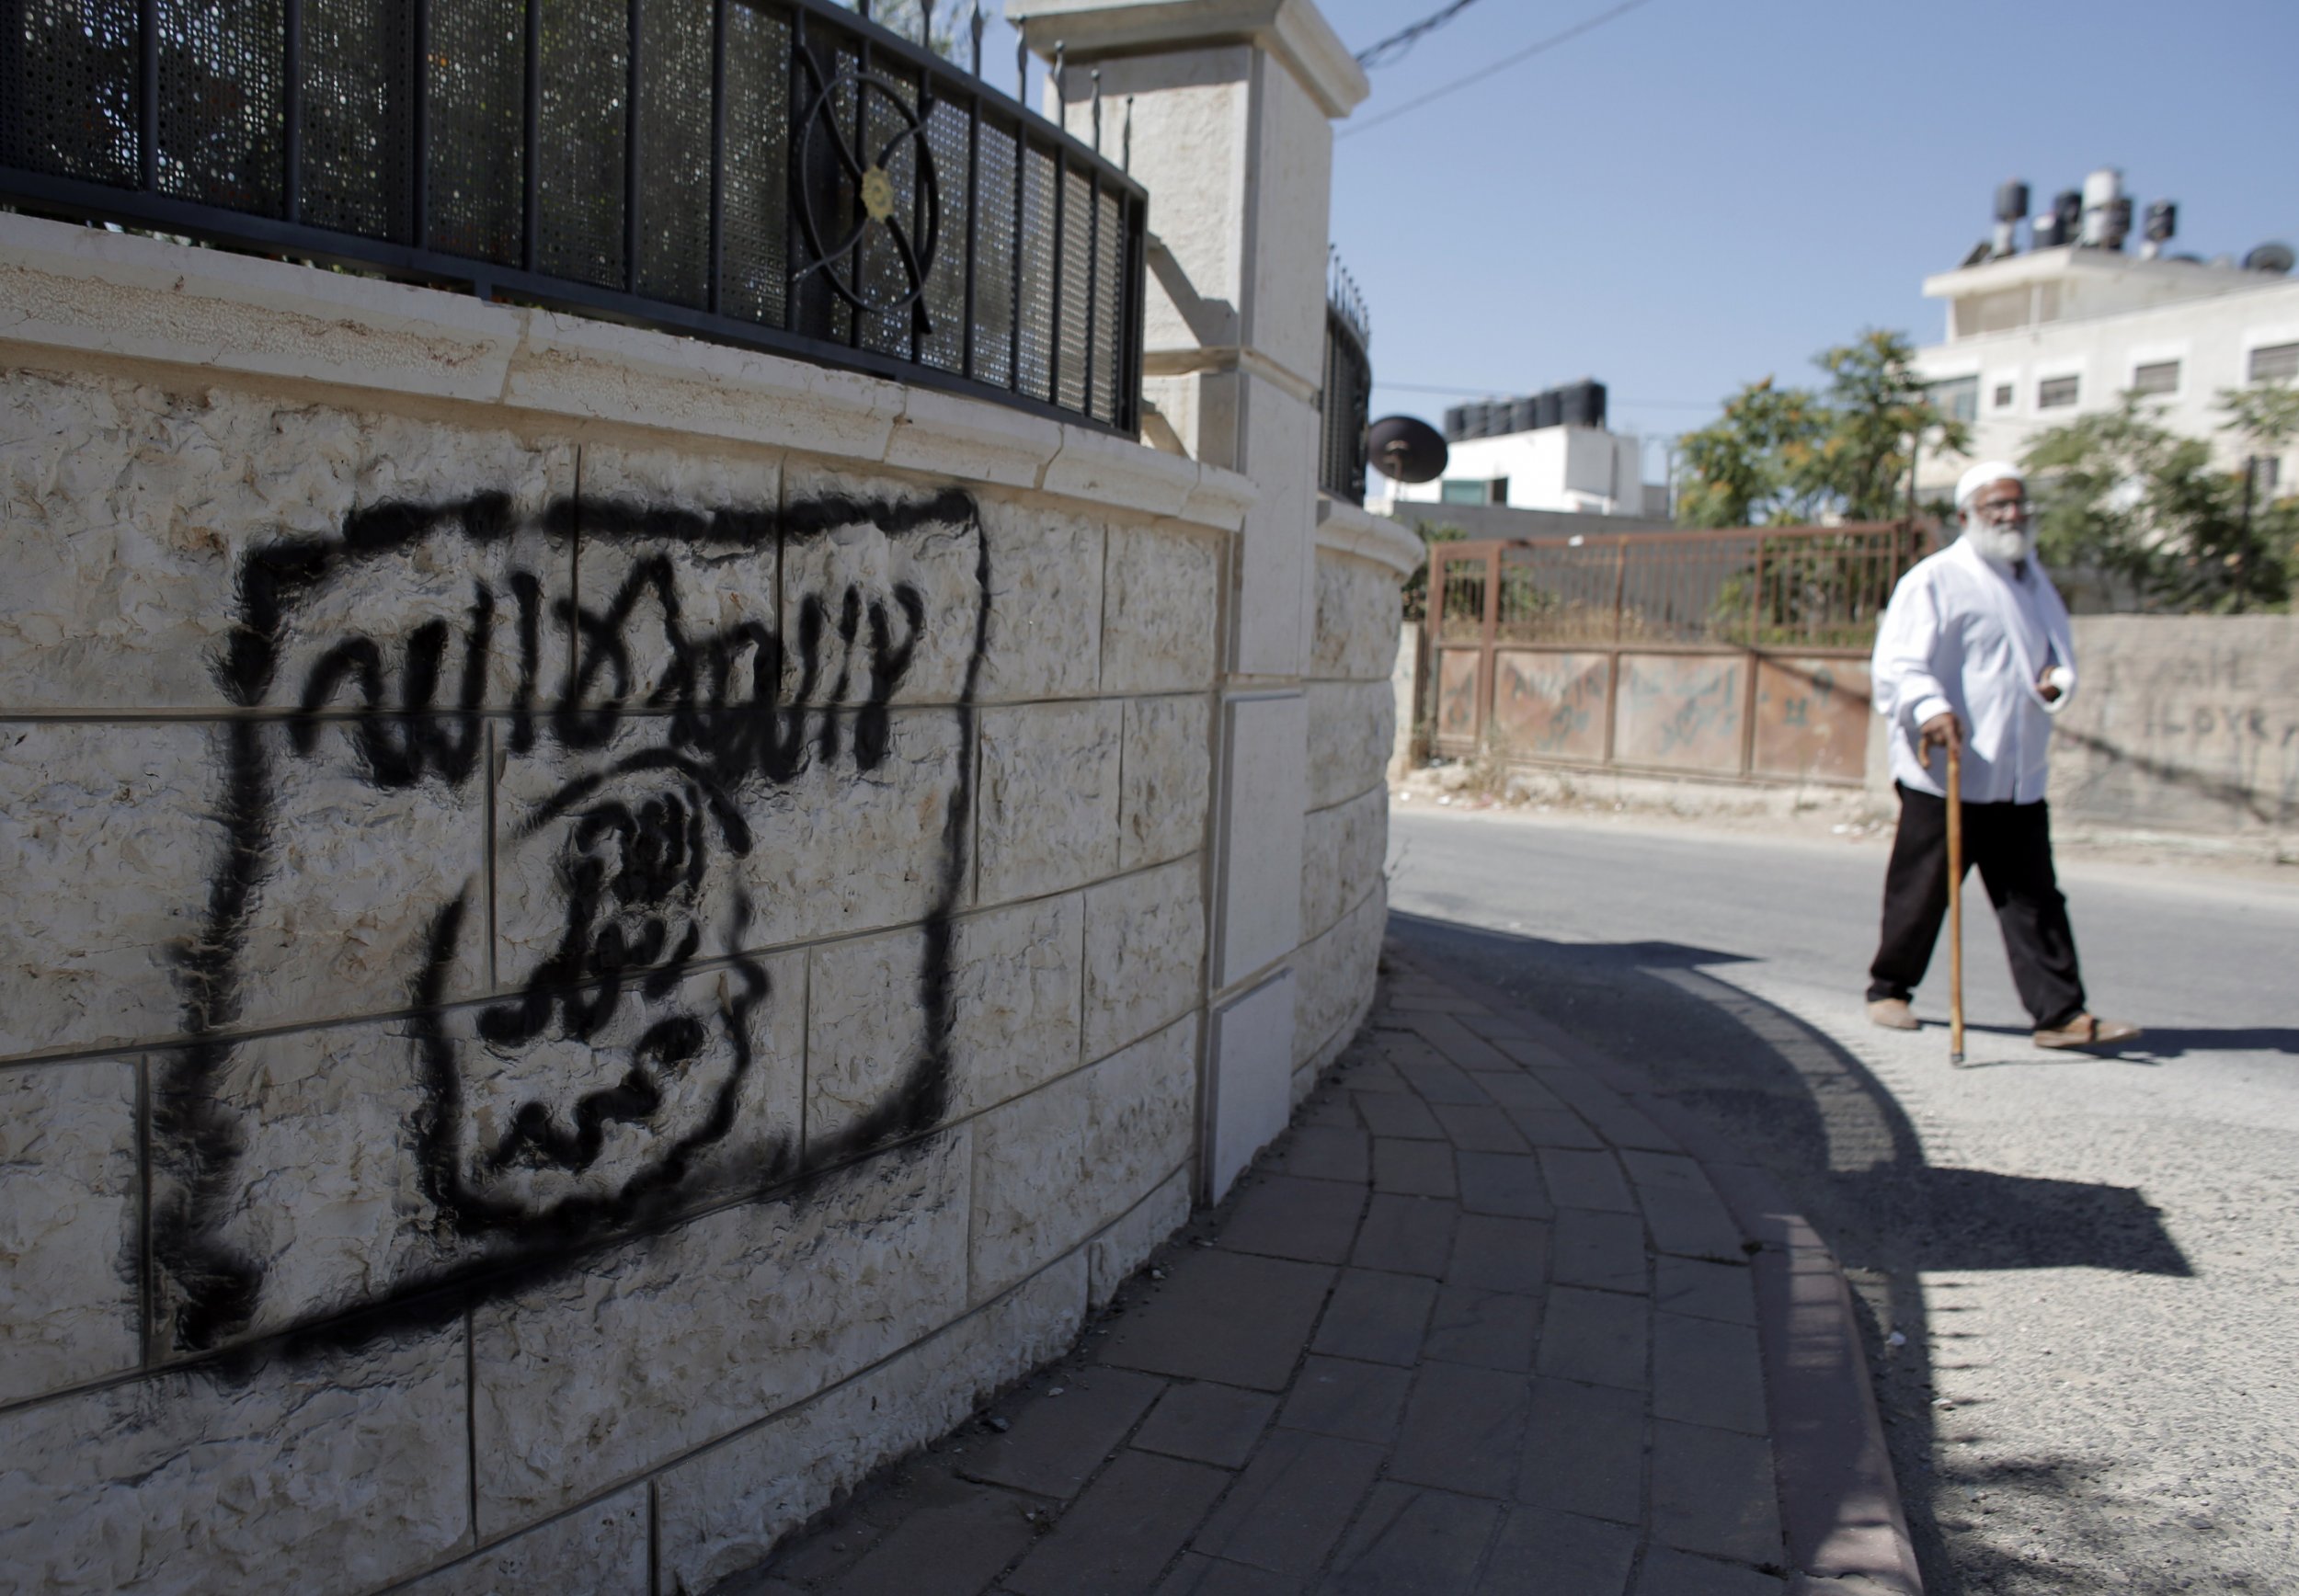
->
xmin=2023 ymin=393 xmax=2288 ymax=613
xmin=1675 ymin=332 xmax=1965 ymax=526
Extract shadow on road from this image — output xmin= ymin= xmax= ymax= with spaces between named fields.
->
xmin=1387 ymin=908 xmax=2192 ymax=1596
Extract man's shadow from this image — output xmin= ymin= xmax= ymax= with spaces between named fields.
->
xmin=1386 ymin=910 xmax=2191 ymax=1596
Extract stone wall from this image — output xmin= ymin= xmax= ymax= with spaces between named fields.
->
xmin=2047 ymin=614 xmax=2299 ymax=839
xmin=0 ymin=213 xmax=1419 ymax=1595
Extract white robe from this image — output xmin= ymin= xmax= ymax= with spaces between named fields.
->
xmin=1870 ymin=537 xmax=2078 ymax=804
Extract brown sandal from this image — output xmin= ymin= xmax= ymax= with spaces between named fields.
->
xmin=2032 ymin=1014 xmax=2143 ymax=1051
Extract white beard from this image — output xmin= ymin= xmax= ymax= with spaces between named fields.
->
xmin=1963 ymin=518 xmax=2035 ymax=567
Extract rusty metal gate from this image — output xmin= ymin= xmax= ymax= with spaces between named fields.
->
xmin=1426 ymin=523 xmax=1931 ymax=785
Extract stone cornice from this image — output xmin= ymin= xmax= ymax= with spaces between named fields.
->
xmin=1006 ymin=0 xmax=1371 ymax=119
xmin=1314 ymin=495 xmax=1424 ymax=577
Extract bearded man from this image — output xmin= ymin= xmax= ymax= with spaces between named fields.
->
xmin=1863 ymin=461 xmax=2140 ymax=1052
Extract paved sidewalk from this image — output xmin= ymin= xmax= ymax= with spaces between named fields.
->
xmin=723 ymin=946 xmax=1916 ymax=1596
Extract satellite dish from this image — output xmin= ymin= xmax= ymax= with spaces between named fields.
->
xmin=2243 ymin=242 xmax=2295 ymax=275
xmin=1367 ymin=415 xmax=1447 ymax=484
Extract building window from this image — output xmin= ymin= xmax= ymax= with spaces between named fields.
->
xmin=2249 ymin=342 xmax=2299 ymax=382
xmin=1486 ymin=477 xmax=1510 ymax=505
xmin=2038 ymin=375 xmax=2080 ymax=409
xmin=2131 ymin=359 xmax=2180 ymax=396
xmin=1440 ymin=479 xmax=1487 ymax=505
xmin=1993 ymin=382 xmax=2014 ymax=408
xmin=1930 ymin=376 xmax=1979 ymax=423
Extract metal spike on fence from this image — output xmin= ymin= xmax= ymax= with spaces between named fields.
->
xmin=1123 ymin=96 xmax=1134 ymax=173
xmin=1015 ymin=32 xmax=1027 ymax=100
xmin=857 ymin=0 xmax=870 ymax=21
xmin=1092 ymin=69 xmax=1103 ymax=153
xmin=920 ymin=0 xmax=932 ymax=47
xmin=1054 ymin=41 xmax=1066 ymax=128
xmin=969 ymin=1 xmax=984 ymax=75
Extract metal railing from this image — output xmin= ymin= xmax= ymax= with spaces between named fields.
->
xmin=0 ymin=0 xmax=1147 ymax=433
xmin=1320 ymin=245 xmax=1370 ymax=502
xmin=1424 ymin=522 xmax=1932 ymax=783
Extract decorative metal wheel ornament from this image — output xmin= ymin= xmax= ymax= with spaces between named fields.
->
xmin=792 ymin=58 xmax=942 ymax=336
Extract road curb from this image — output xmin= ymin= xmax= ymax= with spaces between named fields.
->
xmin=1385 ymin=943 xmax=1924 ymax=1596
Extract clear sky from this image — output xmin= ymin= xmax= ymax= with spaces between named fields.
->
xmin=1305 ymin=0 xmax=2299 ymax=488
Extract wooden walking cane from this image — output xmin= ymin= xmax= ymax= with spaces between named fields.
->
xmin=1945 ymin=736 xmax=1965 ymax=1066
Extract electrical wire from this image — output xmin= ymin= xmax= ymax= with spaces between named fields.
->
xmin=1340 ymin=0 xmax=1659 ymax=139
xmin=1354 ymin=0 xmax=1487 ymax=70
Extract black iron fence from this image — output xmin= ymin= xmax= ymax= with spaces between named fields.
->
xmin=1320 ymin=245 xmax=1369 ymax=502
xmin=0 ymin=0 xmax=1147 ymax=433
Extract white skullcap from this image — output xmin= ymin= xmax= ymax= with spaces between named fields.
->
xmin=1954 ymin=461 xmax=2024 ymax=511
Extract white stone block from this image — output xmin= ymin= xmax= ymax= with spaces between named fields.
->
xmin=969 ymin=1016 xmax=1197 ymax=1301
xmin=1294 ymin=883 xmax=1385 ymax=1069
xmin=1213 ymin=692 xmax=1305 ymax=986
xmin=886 ymin=387 xmax=1065 ymax=489
xmin=977 ymin=701 xmax=1123 ymax=905
xmin=396 ymin=1488 xmax=649 ymax=1596
xmin=807 ymin=895 xmax=1083 ymax=1139
xmin=0 ymin=721 xmax=227 ymax=1059
xmin=0 ymin=1321 xmax=469 ymax=1596
xmin=1299 ymin=784 xmax=1387 ymax=941
xmin=1230 ymin=387 xmax=1319 ymax=679
xmin=779 ymin=465 xmax=991 ymax=707
xmin=1040 ymin=426 xmax=1199 ymax=519
xmin=0 ymin=1060 xmax=139 ymax=1404
xmin=0 ymin=371 xmax=573 ymax=713
xmin=1088 ymin=1168 xmax=1193 ymax=1312
xmin=1102 ymin=521 xmax=1222 ymax=695
xmin=655 ymin=1253 xmax=1085 ymax=1594
xmin=1083 ymin=859 xmax=1206 ymax=1060
xmin=1310 ymin=550 xmax=1405 ymax=683
xmin=1121 ymin=693 xmax=1212 ymax=871
xmin=471 ymin=1130 xmax=969 ymax=1529
xmin=976 ymin=498 xmax=1105 ymax=703
xmin=1306 ymin=678 xmax=1395 ymax=810
xmin=1208 ymin=969 xmax=1295 ymax=1203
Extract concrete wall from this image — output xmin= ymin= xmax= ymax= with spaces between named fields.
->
xmin=2047 ymin=614 xmax=2299 ymax=838
xmin=0 ymin=210 xmax=1409 ymax=1595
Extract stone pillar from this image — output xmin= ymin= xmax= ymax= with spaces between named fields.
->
xmin=1010 ymin=0 xmax=1367 ymax=1200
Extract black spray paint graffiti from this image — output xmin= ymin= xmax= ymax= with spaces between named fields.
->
xmin=153 ymin=486 xmax=989 ymax=1353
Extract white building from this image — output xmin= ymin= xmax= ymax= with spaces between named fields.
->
xmin=1378 ymin=382 xmax=1665 ymax=518
xmin=1913 ymin=174 xmax=2299 ymax=499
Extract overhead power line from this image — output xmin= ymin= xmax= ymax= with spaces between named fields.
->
xmin=1354 ymin=0 xmax=1487 ymax=70
xmin=1340 ymin=0 xmax=1659 ymax=139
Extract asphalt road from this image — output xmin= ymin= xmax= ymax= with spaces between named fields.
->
xmin=1386 ymin=805 xmax=2299 ymax=1595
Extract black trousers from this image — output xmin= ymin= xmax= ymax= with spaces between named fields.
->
xmin=1867 ymin=782 xmax=2087 ymax=1030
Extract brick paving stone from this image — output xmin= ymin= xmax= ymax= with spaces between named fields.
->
xmin=1477 ymin=1505 xmax=1637 ymax=1596
xmin=1630 ymin=1545 xmax=1786 ymax=1596
xmin=1133 ymin=1383 xmax=1280 ymax=1469
xmin=1552 ymin=1210 xmax=1649 ymax=1294
xmin=1001 ymin=1452 xmax=1232 ymax=1596
xmin=1298 ymin=1091 xmax=1356 ymax=1130
xmin=1458 ymin=1151 xmax=1553 ymax=1219
xmin=1636 ymin=1186 xmax=1748 ymax=1261
xmin=1649 ymin=1421 xmax=1783 ymax=1565
xmin=1432 ymin=1103 xmax=1530 ymax=1153
xmin=1218 ymin=1175 xmax=1363 ymax=1266
xmin=1457 ymin=1010 xmax=1537 ymax=1043
xmin=1519 ymin=1378 xmax=1645 ymax=1523
xmin=1348 ymin=1193 xmax=1458 ymax=1277
xmin=1653 ymin=1256 xmax=1757 ymax=1327
xmin=1401 ymin=1012 xmax=1519 ymax=1073
xmin=1492 ymin=1034 xmax=1573 ymax=1070
xmin=960 ymin=1367 xmax=1168 ymax=1499
xmin=1537 ymin=1287 xmax=1650 ymax=1392
xmin=1473 ymin=1073 xmax=1568 ymax=1113
xmin=818 ymin=1476 xmax=1039 ymax=1596
xmin=1325 ymin=1482 xmax=1504 ymax=1595
xmin=1618 ymin=1148 xmax=1710 ymax=1194
xmin=1097 ymin=1250 xmax=1335 ymax=1391
xmin=1389 ymin=1362 xmax=1533 ymax=1498
xmin=1149 ymin=1554 xmax=1303 ymax=1596
xmin=1540 ymin=1077 xmax=1682 ymax=1152
xmin=1393 ymin=1058 xmax=1491 ymax=1105
xmin=1373 ymin=1137 xmax=1458 ymax=1197
xmin=1422 ymin=1283 xmax=1540 ymax=1373
xmin=1335 ymin=1059 xmax=1410 ymax=1095
xmin=1652 ymin=1313 xmax=1767 ymax=1436
xmin=1312 ymin=1268 xmax=1439 ymax=1365
xmin=1191 ymin=1430 xmax=1383 ymax=1577
xmin=1503 ymin=1106 xmax=1606 ymax=1150
xmin=1275 ymin=1355 xmax=1413 ymax=1443
xmin=1354 ymin=1091 xmax=1443 ymax=1140
xmin=1449 ymin=1214 xmax=1550 ymax=1295
xmin=1537 ymin=1146 xmax=1636 ymax=1214
xmin=1272 ymin=1124 xmax=1369 ymax=1184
